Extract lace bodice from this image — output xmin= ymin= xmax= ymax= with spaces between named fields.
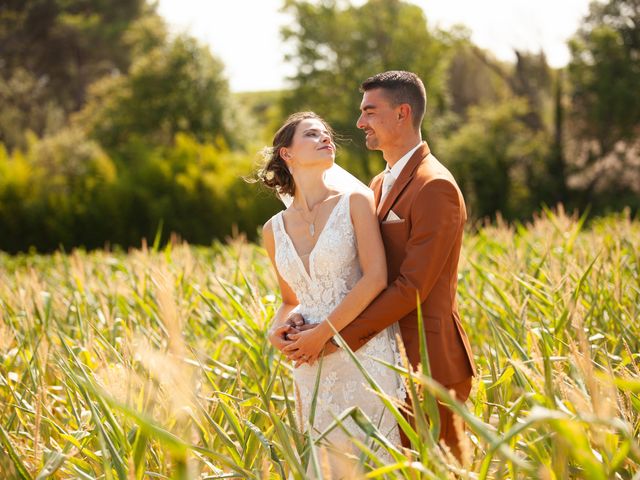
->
xmin=272 ymin=192 xmax=406 ymax=469
xmin=273 ymin=193 xmax=361 ymax=324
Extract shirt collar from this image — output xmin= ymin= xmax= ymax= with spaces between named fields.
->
xmin=386 ymin=142 xmax=422 ymax=180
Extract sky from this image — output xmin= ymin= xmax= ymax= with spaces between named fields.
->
xmin=156 ymin=0 xmax=593 ymax=93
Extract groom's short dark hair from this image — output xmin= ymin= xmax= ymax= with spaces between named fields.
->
xmin=360 ymin=71 xmax=426 ymax=130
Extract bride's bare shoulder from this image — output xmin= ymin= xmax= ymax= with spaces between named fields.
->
xmin=348 ymin=189 xmax=375 ymax=213
xmin=262 ymin=214 xmax=278 ymax=240
xmin=262 ymin=216 xmax=279 ymax=258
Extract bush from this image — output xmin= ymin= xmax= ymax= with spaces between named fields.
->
xmin=0 ymin=132 xmax=281 ymax=253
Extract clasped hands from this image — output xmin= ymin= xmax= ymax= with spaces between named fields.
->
xmin=268 ymin=313 xmax=339 ymax=368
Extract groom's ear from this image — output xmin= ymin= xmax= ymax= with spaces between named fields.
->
xmin=397 ymin=103 xmax=412 ymax=123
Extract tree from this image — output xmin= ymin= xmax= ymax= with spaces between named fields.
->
xmin=0 ymin=68 xmax=65 ymax=150
xmin=281 ymin=0 xmax=451 ymax=178
xmin=445 ymin=35 xmax=502 ymax=118
xmin=441 ymin=98 xmax=549 ymax=220
xmin=0 ymin=0 xmax=150 ymax=110
xmin=0 ymin=0 xmax=159 ymax=150
xmin=76 ymin=33 xmax=241 ymax=152
xmin=564 ymin=0 xmax=640 ymax=208
xmin=568 ymin=0 xmax=640 ymax=154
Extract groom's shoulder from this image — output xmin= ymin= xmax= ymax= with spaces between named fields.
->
xmin=369 ymin=171 xmax=384 ymax=189
xmin=415 ymin=152 xmax=458 ymax=187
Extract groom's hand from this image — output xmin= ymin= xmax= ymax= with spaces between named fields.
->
xmin=285 ymin=312 xmax=309 ymax=331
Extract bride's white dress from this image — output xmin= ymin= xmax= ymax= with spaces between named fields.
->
xmin=272 ymin=192 xmax=406 ymax=466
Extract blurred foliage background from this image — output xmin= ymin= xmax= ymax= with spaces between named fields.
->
xmin=0 ymin=0 xmax=638 ymax=253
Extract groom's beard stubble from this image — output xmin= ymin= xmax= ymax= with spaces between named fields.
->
xmin=364 ymin=131 xmax=379 ymax=150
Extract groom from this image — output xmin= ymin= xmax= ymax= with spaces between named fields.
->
xmin=285 ymin=71 xmax=476 ymax=457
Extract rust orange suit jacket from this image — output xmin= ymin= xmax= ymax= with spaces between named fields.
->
xmin=338 ymin=142 xmax=476 ymax=386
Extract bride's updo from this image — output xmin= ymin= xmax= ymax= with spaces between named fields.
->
xmin=258 ymin=111 xmax=334 ymax=197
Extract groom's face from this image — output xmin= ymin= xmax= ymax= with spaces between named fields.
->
xmin=357 ymin=88 xmax=399 ymax=151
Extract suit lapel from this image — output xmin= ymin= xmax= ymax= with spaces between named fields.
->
xmin=377 ymin=142 xmax=430 ymax=220
xmin=370 ymin=173 xmax=383 ymax=208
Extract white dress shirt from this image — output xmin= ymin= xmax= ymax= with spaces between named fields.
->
xmin=381 ymin=142 xmax=422 ymax=201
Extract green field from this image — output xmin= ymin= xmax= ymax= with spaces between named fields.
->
xmin=1 ymin=208 xmax=639 ymax=479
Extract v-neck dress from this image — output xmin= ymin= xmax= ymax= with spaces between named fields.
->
xmin=272 ymin=192 xmax=405 ymax=463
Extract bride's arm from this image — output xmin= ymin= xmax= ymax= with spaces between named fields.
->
xmin=284 ymin=191 xmax=387 ymax=364
xmin=263 ymin=219 xmax=300 ymax=353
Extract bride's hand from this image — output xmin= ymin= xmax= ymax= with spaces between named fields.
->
xmin=268 ymin=324 xmax=294 ymax=353
xmin=283 ymin=323 xmax=330 ymax=367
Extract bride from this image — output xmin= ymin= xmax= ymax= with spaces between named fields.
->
xmin=259 ymin=111 xmax=405 ymax=472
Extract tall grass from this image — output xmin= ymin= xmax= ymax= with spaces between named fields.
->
xmin=0 ymin=207 xmax=639 ymax=479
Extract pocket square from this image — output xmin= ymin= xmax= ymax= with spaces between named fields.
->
xmin=384 ymin=210 xmax=402 ymax=222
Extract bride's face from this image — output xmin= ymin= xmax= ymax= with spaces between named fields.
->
xmin=280 ymin=119 xmax=335 ymax=171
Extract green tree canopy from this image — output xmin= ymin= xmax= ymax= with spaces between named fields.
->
xmin=0 ymin=0 xmax=149 ymax=108
xmin=568 ymin=0 xmax=640 ymax=153
xmin=281 ymin=0 xmax=451 ymax=178
xmin=76 ymin=33 xmax=240 ymax=152
xmin=441 ymin=98 xmax=550 ymax=220
xmin=0 ymin=0 xmax=159 ymax=149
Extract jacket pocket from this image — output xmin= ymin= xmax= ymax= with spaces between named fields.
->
xmin=380 ymin=219 xmax=409 ymax=247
